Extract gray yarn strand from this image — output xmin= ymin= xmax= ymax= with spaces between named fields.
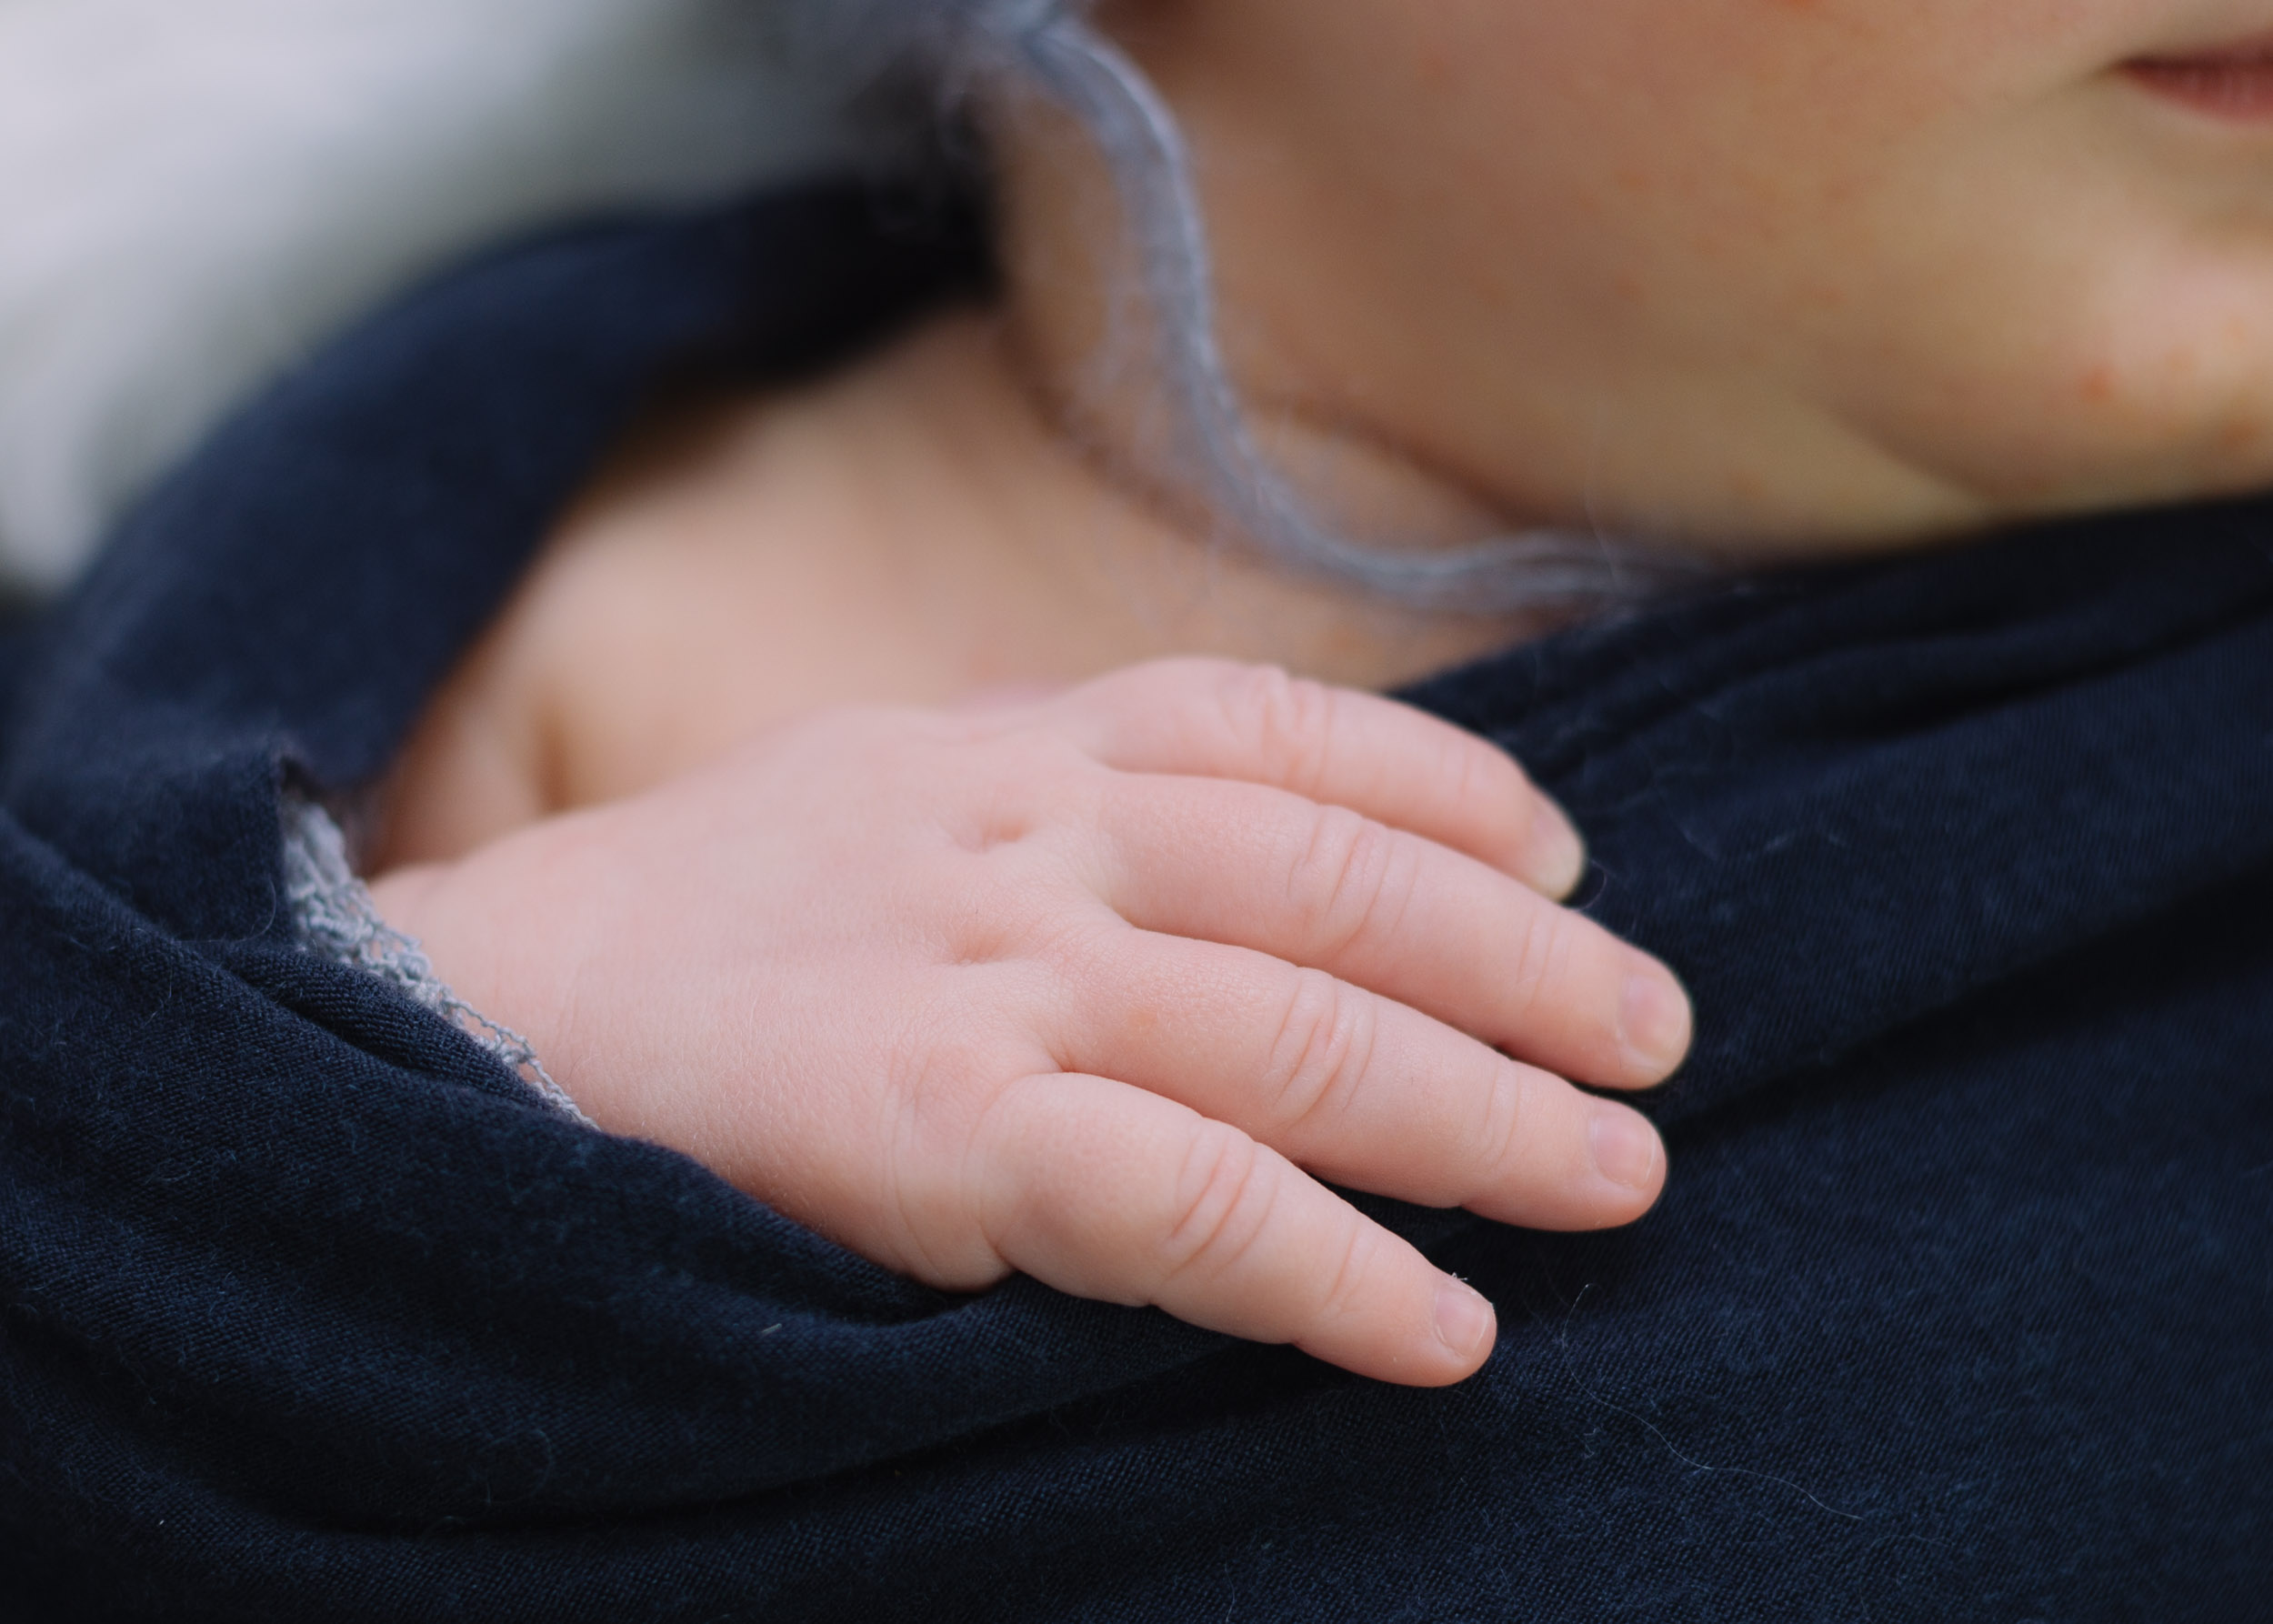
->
xmin=825 ymin=1 xmax=1673 ymax=610
xmin=998 ymin=11 xmax=1652 ymax=612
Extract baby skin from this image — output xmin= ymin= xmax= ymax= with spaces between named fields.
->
xmin=370 ymin=312 xmax=1692 ymax=1390
xmin=374 ymin=0 xmax=2273 ymax=1386
xmin=375 ymin=649 xmax=1686 ymax=1389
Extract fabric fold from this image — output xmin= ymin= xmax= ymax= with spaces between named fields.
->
xmin=2 ymin=186 xmax=2265 ymax=1621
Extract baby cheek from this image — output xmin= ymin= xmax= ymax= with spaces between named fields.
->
xmin=1940 ymin=301 xmax=2273 ymax=505
xmin=2082 ymin=328 xmax=2273 ymax=480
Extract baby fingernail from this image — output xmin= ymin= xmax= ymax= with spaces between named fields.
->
xmin=1588 ymin=1105 xmax=1662 ymax=1191
xmin=1433 ymin=1278 xmax=1496 ymax=1359
xmin=1619 ymin=959 xmax=1692 ymax=1076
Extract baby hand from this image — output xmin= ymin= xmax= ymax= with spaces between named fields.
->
xmin=371 ymin=659 xmax=1689 ymax=1386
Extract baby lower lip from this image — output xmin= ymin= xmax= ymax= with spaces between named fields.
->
xmin=2127 ymin=41 xmax=2273 ymax=119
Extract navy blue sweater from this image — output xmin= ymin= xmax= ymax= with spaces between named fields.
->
xmin=2 ymin=187 xmax=2267 ymax=1621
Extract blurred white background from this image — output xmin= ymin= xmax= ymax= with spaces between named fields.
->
xmin=0 ymin=0 xmax=855 ymax=596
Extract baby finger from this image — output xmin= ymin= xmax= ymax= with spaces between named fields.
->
xmin=1091 ymin=774 xmax=1692 ymax=1089
xmin=972 ymin=1073 xmax=1496 ymax=1386
xmin=1046 ymin=928 xmax=1665 ymax=1230
xmin=1057 ymin=658 xmax=1586 ymax=897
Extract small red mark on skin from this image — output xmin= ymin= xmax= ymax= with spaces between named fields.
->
xmin=2078 ymin=366 xmax=2117 ymax=406
xmin=2218 ymin=417 xmax=2264 ymax=453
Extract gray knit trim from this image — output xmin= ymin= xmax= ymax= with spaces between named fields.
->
xmin=280 ymin=793 xmax=593 ymax=1126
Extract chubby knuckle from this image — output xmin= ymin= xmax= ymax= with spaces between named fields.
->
xmin=1507 ymin=902 xmax=1582 ymax=1015
xmin=1263 ymin=968 xmax=1378 ymax=1135
xmin=1219 ymin=663 xmax=1337 ymax=784
xmin=944 ymin=775 xmax=1045 ymax=858
xmin=1292 ymin=806 xmax=1417 ymax=956
xmin=939 ymin=884 xmax=1046 ymax=968
xmin=1158 ymin=1122 xmax=1279 ymax=1286
xmin=939 ymin=812 xmax=1112 ymax=966
xmin=1311 ymin=1212 xmax=1387 ymax=1328
xmin=1473 ymin=1057 xmax=1535 ymax=1189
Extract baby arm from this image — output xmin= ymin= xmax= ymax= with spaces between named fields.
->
xmin=370 ymin=658 xmax=1690 ymax=1387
